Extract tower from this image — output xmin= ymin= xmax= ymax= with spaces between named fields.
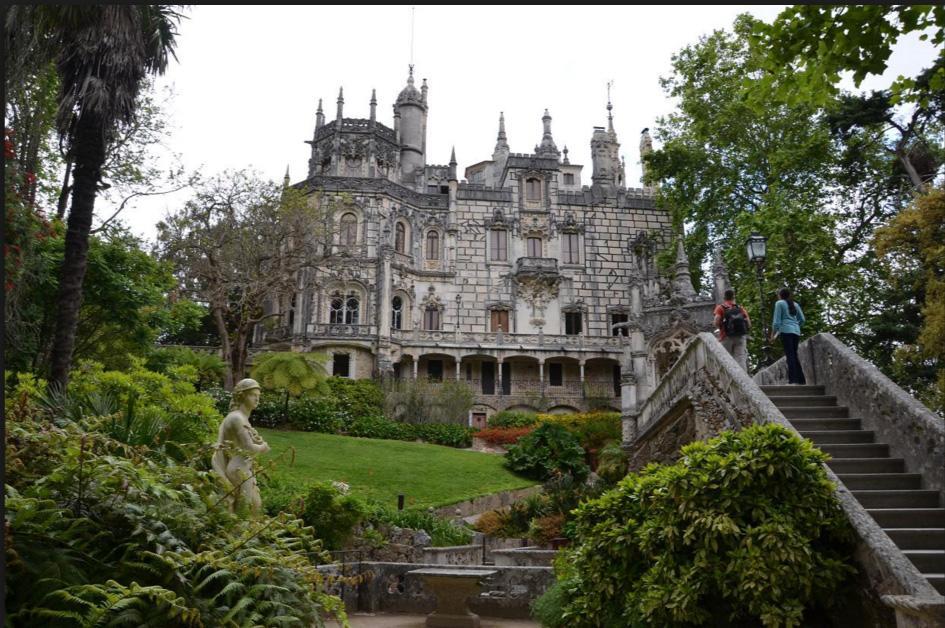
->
xmin=590 ymin=96 xmax=624 ymax=191
xmin=395 ymin=65 xmax=428 ymax=188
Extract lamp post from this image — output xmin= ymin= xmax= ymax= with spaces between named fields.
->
xmin=745 ymin=233 xmax=772 ymax=368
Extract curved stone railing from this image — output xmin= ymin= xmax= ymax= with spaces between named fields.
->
xmin=625 ymin=332 xmax=943 ymax=625
xmin=756 ymin=332 xmax=944 ymax=504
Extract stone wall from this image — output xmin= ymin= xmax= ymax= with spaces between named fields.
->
xmin=433 ymin=485 xmax=541 ymax=519
xmin=323 ymin=561 xmax=554 ymax=619
xmin=491 ymin=547 xmax=557 ymax=567
xmin=421 ymin=544 xmax=482 ymax=566
xmin=756 ymin=333 xmax=944 ymax=505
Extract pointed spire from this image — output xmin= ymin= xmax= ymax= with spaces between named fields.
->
xmin=408 ymin=64 xmax=415 ymax=86
xmin=537 ymin=109 xmax=559 ymax=158
xmin=315 ymin=97 xmax=325 ymax=130
xmin=448 ymin=146 xmax=457 ymax=181
xmin=607 ymin=96 xmax=614 ymax=134
xmin=672 ymin=233 xmax=697 ymax=299
xmin=283 ymin=165 xmax=290 ymax=188
xmin=369 ymin=88 xmax=377 ymax=124
xmin=493 ymin=111 xmax=509 ymax=158
xmin=640 ymin=128 xmax=654 ymax=185
xmin=562 ymin=145 xmax=570 ymax=165
xmin=336 ymin=87 xmax=344 ymax=121
xmin=421 ymin=78 xmax=428 ymax=104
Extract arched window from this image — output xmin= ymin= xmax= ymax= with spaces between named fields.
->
xmin=424 ymin=306 xmax=441 ymax=331
xmin=391 ymin=296 xmax=403 ymax=330
xmin=489 ymin=229 xmax=507 ymax=261
xmin=329 ymin=295 xmax=344 ymax=324
xmin=340 ymin=213 xmax=358 ymax=247
xmin=395 ymin=222 xmax=406 ymax=253
xmin=526 ymin=178 xmax=542 ymax=201
xmin=426 ymin=231 xmax=440 ymax=260
xmin=345 ymin=296 xmax=360 ymax=324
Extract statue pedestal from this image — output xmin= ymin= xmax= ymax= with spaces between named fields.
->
xmin=408 ymin=568 xmax=496 ymax=628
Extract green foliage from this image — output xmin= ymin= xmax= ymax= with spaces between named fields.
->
xmin=298 ymin=482 xmax=366 ymax=551
xmin=751 ymin=5 xmax=944 ymax=108
xmin=554 ymin=424 xmax=855 ymax=627
xmin=367 ymin=506 xmax=474 ymax=547
xmin=251 ymin=351 xmax=328 ymax=398
xmin=383 ymin=378 xmax=475 ymax=425
xmin=595 ymin=440 xmax=629 ymax=485
xmin=488 ymin=410 xmax=539 ymax=428
xmin=5 ymin=398 xmax=348 ymax=626
xmin=532 ymin=581 xmax=568 ymax=628
xmin=146 ymin=346 xmax=226 ymax=391
xmin=324 ymin=376 xmax=384 ymax=419
xmin=505 ymin=423 xmax=590 ymax=482
xmin=538 ymin=411 xmax=621 ymax=451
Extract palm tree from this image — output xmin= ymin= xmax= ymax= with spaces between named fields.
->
xmin=5 ymin=6 xmax=184 ymax=390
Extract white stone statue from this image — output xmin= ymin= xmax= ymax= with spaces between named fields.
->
xmin=212 ymin=378 xmax=270 ymax=514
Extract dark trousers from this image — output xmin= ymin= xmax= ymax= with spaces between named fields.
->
xmin=780 ymin=333 xmax=806 ymax=384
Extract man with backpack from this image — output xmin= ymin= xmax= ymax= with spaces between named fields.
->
xmin=714 ymin=288 xmax=751 ymax=372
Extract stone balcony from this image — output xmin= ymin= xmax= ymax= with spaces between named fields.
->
xmin=513 ymin=256 xmax=559 ymax=279
xmin=389 ymin=329 xmax=625 ymax=353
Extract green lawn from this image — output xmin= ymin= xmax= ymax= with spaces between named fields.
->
xmin=258 ymin=429 xmax=537 ymax=510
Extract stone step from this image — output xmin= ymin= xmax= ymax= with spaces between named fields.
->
xmin=903 ymin=550 xmax=945 ymax=574
xmin=869 ymin=509 xmax=945 ymax=529
xmin=821 ymin=443 xmax=889 ymax=459
xmin=884 ymin=528 xmax=945 ymax=550
xmin=760 ymin=385 xmax=826 ymax=396
xmin=792 ymin=418 xmax=863 ymax=431
xmin=768 ymin=395 xmax=838 ymax=407
xmin=836 ymin=473 xmax=923 ymax=491
xmin=781 ymin=406 xmax=850 ymax=419
xmin=853 ymin=490 xmax=940 ymax=509
xmin=800 ymin=430 xmax=875 ymax=445
xmin=928 ymin=574 xmax=945 ymax=595
xmin=827 ymin=458 xmax=904 ymax=474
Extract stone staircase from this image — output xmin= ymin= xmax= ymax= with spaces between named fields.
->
xmin=761 ymin=384 xmax=945 ymax=596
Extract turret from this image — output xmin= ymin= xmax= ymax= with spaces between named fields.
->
xmin=590 ymin=97 xmax=624 ymax=191
xmin=640 ymin=128 xmax=654 ymax=186
xmin=336 ymin=87 xmax=344 ymax=122
xmin=369 ymin=88 xmax=377 ymax=126
xmin=537 ymin=109 xmax=560 ymax=159
xmin=395 ymin=65 xmax=428 ymax=188
xmin=315 ymin=98 xmax=325 ymax=130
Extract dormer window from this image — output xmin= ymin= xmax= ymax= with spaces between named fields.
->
xmin=563 ymin=173 xmax=575 ymax=185
xmin=526 ymin=178 xmax=542 ymax=201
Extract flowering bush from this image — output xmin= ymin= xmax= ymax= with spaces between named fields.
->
xmin=475 ymin=426 xmax=535 ymax=446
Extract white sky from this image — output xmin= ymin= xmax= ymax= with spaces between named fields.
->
xmin=116 ymin=5 xmax=939 ymax=243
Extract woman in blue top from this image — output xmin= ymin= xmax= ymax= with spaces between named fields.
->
xmin=772 ymin=288 xmax=806 ymax=384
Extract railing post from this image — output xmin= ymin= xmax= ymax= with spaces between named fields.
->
xmin=538 ymin=360 xmax=545 ymax=397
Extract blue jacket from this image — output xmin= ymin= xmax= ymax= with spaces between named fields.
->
xmin=772 ymin=299 xmax=805 ymax=336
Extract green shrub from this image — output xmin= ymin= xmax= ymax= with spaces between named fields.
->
xmin=538 ymin=411 xmax=621 ymax=451
xmin=324 ymin=377 xmax=384 ymax=419
xmin=289 ymin=395 xmax=347 ymax=432
xmin=368 ymin=506 xmax=473 ymax=547
xmin=300 ymin=482 xmax=366 ymax=550
xmin=505 ymin=423 xmax=589 ymax=481
xmin=531 ymin=580 xmax=568 ymax=628
xmin=413 ymin=422 xmax=473 ymax=448
xmin=383 ymin=378 xmax=474 ymax=425
xmin=554 ymin=423 xmax=855 ymax=627
xmin=488 ymin=410 xmax=538 ymax=428
xmin=595 ymin=440 xmax=629 ymax=485
xmin=146 ymin=346 xmax=226 ymax=390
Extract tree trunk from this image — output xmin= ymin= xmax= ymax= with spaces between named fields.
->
xmin=57 ymin=157 xmax=73 ymax=219
xmin=897 ymin=150 xmax=927 ymax=195
xmin=49 ymin=111 xmax=106 ymax=391
xmin=212 ymin=304 xmax=235 ymax=390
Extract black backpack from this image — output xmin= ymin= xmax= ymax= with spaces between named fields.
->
xmin=722 ymin=304 xmax=749 ymax=337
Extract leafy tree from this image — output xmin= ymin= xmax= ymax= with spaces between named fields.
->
xmin=251 ymin=351 xmax=329 ymax=421
xmin=750 ymin=5 xmax=944 ymax=192
xmin=4 ymin=5 xmax=185 ymax=390
xmin=5 ymin=224 xmax=191 ymax=374
xmin=505 ymin=422 xmax=589 ymax=482
xmin=874 ymin=187 xmax=945 ymax=412
xmin=645 ymin=15 xmax=846 ymax=366
xmin=157 ymin=170 xmax=332 ymax=388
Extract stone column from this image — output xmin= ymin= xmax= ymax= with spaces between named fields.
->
xmin=579 ymin=360 xmax=585 ymax=398
xmin=538 ymin=359 xmax=545 ymax=396
xmin=413 ymin=359 xmax=419 ymax=380
xmin=497 ymin=358 xmax=503 ymax=396
xmin=455 ymin=359 xmax=461 ymax=381
xmin=379 ymin=252 xmax=393 ymax=338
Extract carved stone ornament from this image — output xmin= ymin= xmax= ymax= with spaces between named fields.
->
xmin=420 ymin=285 xmax=444 ymax=310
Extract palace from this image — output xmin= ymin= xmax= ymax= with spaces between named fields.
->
xmin=261 ymin=67 xmax=723 ymax=428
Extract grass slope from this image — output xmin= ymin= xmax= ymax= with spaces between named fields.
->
xmin=259 ymin=429 xmax=536 ymax=510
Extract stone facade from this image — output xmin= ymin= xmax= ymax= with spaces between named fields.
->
xmin=262 ymin=67 xmax=719 ymax=421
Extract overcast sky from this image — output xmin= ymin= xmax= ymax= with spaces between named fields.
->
xmin=117 ymin=5 xmax=938 ymax=242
